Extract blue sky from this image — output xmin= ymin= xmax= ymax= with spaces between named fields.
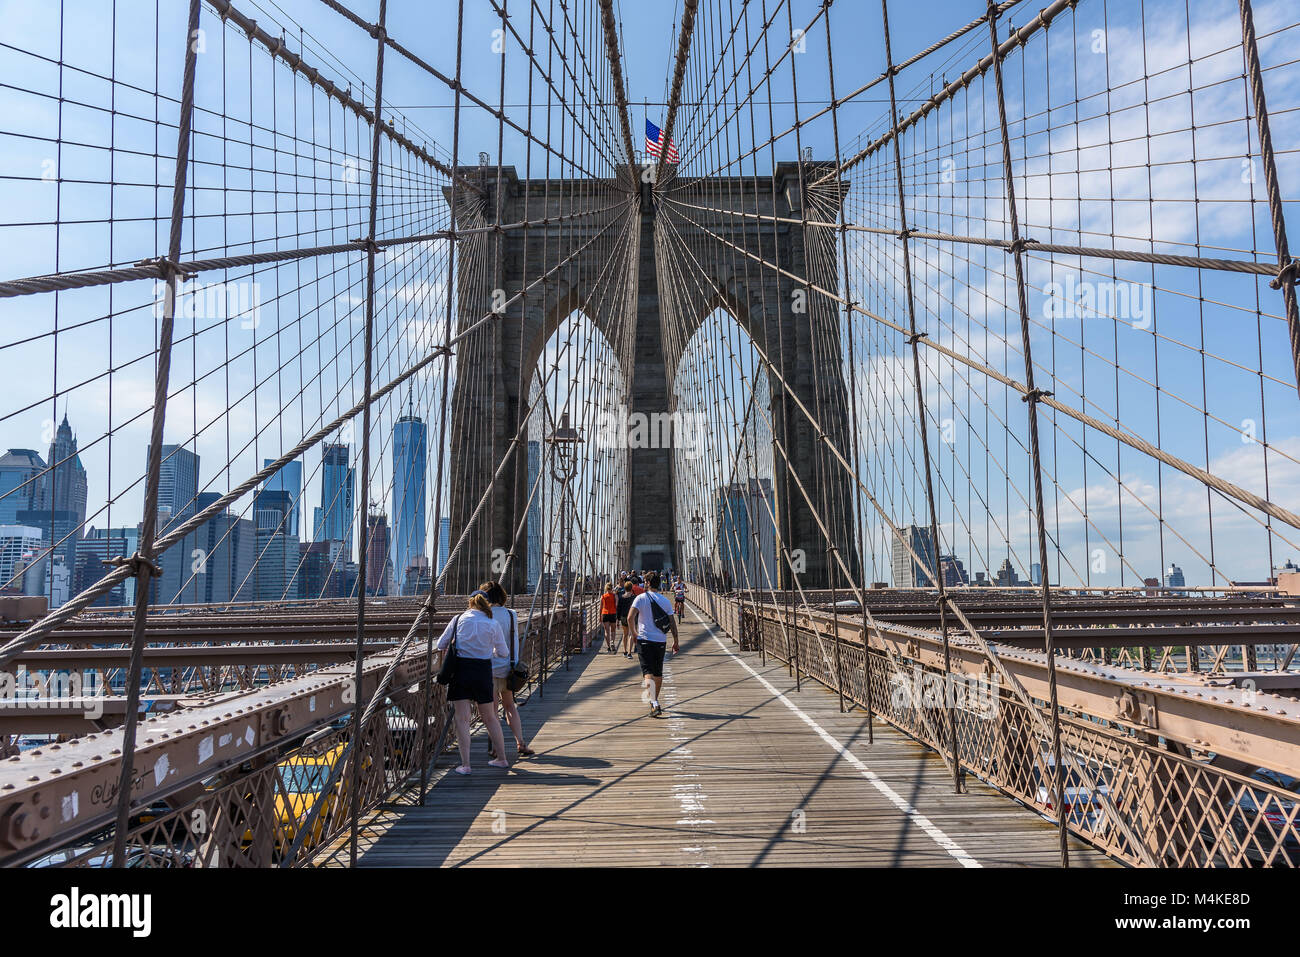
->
xmin=0 ymin=0 xmax=1297 ymax=590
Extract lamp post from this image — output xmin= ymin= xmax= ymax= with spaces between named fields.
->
xmin=547 ymin=412 xmax=582 ymax=666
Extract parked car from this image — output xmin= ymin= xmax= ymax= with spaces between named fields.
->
xmin=1199 ymin=767 xmax=1300 ymax=867
xmin=31 ymin=845 xmax=192 ymax=868
xmin=242 ymin=743 xmax=344 ymax=856
xmin=1031 ymin=753 xmax=1114 ymax=836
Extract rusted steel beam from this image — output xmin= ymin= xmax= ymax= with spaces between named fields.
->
xmin=0 ymin=697 xmax=186 ymax=735
xmin=979 ymin=624 xmax=1300 ymax=648
xmin=6 ymin=642 xmax=399 ymax=669
xmin=0 ymin=648 xmax=425 ymax=864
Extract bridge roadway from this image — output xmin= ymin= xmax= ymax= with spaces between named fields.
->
xmin=323 ymin=607 xmax=1112 ymax=867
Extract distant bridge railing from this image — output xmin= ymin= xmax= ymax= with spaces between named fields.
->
xmin=693 ymin=586 xmax=1300 ymax=868
xmin=0 ymin=601 xmax=593 ymax=868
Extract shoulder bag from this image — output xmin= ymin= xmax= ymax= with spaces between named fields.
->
xmin=435 ymin=615 xmax=460 ymax=685
xmin=649 ymin=593 xmax=675 ymax=633
xmin=506 ymin=610 xmax=529 ymax=692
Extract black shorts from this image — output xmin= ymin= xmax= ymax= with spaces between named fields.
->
xmin=636 ymin=639 xmax=667 ymax=678
xmin=601 ymin=613 xmax=618 ymax=623
xmin=448 ymin=657 xmax=493 ymax=704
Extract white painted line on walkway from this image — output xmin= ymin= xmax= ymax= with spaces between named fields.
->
xmin=687 ymin=605 xmax=981 ymax=868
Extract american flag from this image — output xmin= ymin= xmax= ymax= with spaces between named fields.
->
xmin=645 ymin=119 xmax=679 ymax=163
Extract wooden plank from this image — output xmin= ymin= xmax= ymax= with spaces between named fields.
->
xmin=321 ymin=612 xmax=1115 ymax=868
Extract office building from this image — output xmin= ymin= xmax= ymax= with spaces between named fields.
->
xmin=892 ymin=524 xmax=937 ymax=588
xmin=157 ymin=444 xmax=198 ymax=528
xmin=73 ymin=532 xmax=129 ymax=607
xmin=0 ymin=525 xmax=44 ymax=595
xmin=366 ymin=509 xmax=392 ymax=596
xmin=391 ymin=408 xmax=427 ymax=595
xmin=300 ymin=540 xmax=345 ymax=599
xmin=995 ymin=558 xmax=1022 ymax=588
xmin=17 ymin=415 xmax=87 ymax=576
xmin=313 ymin=443 xmax=354 ymax=559
xmin=189 ymin=492 xmax=256 ymax=604
xmin=0 ymin=449 xmax=46 ymax=527
xmin=259 ymin=459 xmax=302 ymax=539
xmin=436 ymin=515 xmax=451 ymax=583
xmin=252 ymin=487 xmax=301 ymax=601
xmin=939 ymin=553 xmax=968 ymax=587
xmin=715 ymin=478 xmax=777 ymax=589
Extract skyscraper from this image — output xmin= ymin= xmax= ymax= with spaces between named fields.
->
xmin=192 ymin=491 xmax=255 ymax=604
xmin=1164 ymin=563 xmax=1185 ymax=589
xmin=995 ymin=558 xmax=1022 ymax=587
xmin=17 ymin=414 xmax=87 ymax=581
xmin=156 ymin=444 xmax=198 ymax=528
xmin=94 ymin=526 xmax=139 ymax=605
xmin=714 ymin=479 xmax=777 ymax=589
xmin=300 ymin=540 xmax=345 ymax=599
xmin=252 ymin=487 xmax=301 ymax=601
xmin=261 ymin=458 xmax=302 ymax=538
xmin=74 ymin=531 xmax=129 ymax=606
xmin=891 ymin=525 xmax=937 ymax=587
xmin=366 ymin=509 xmax=392 ymax=596
xmin=939 ymin=553 xmax=968 ymax=587
xmin=391 ymin=407 xmax=427 ymax=595
xmin=437 ymin=515 xmax=451 ymax=582
xmin=313 ymin=443 xmax=354 ymax=559
xmin=0 ymin=525 xmax=44 ymax=595
xmin=0 ymin=449 xmax=46 ymax=527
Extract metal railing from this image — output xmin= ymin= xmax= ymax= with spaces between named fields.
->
xmin=19 ymin=603 xmax=590 ymax=868
xmin=693 ymin=586 xmax=1299 ymax=868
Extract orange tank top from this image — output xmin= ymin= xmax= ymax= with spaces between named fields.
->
xmin=601 ymin=592 xmax=618 ymax=614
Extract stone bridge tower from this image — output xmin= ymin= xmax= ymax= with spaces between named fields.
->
xmin=443 ymin=163 xmax=859 ymax=593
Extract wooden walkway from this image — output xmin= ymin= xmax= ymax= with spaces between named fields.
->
xmin=324 ymin=608 xmax=1114 ymax=867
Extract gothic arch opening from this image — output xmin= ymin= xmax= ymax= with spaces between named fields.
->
xmin=523 ymin=308 xmax=627 ymax=595
xmin=671 ymin=307 xmax=776 ymax=591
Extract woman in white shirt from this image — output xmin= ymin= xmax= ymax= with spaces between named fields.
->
xmin=480 ymin=581 xmax=536 ymax=760
xmin=435 ymin=591 xmax=511 ymax=774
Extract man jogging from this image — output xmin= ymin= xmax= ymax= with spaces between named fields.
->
xmin=672 ymin=576 xmax=687 ymax=616
xmin=626 ymin=572 xmax=679 ymax=716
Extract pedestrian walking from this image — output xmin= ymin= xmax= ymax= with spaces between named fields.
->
xmin=600 ymin=582 xmax=620 ymax=653
xmin=626 ymin=572 xmax=680 ymax=716
xmin=615 ymin=576 xmax=637 ymax=657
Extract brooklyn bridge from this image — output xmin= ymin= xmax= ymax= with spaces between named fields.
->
xmin=0 ymin=0 xmax=1297 ymax=871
